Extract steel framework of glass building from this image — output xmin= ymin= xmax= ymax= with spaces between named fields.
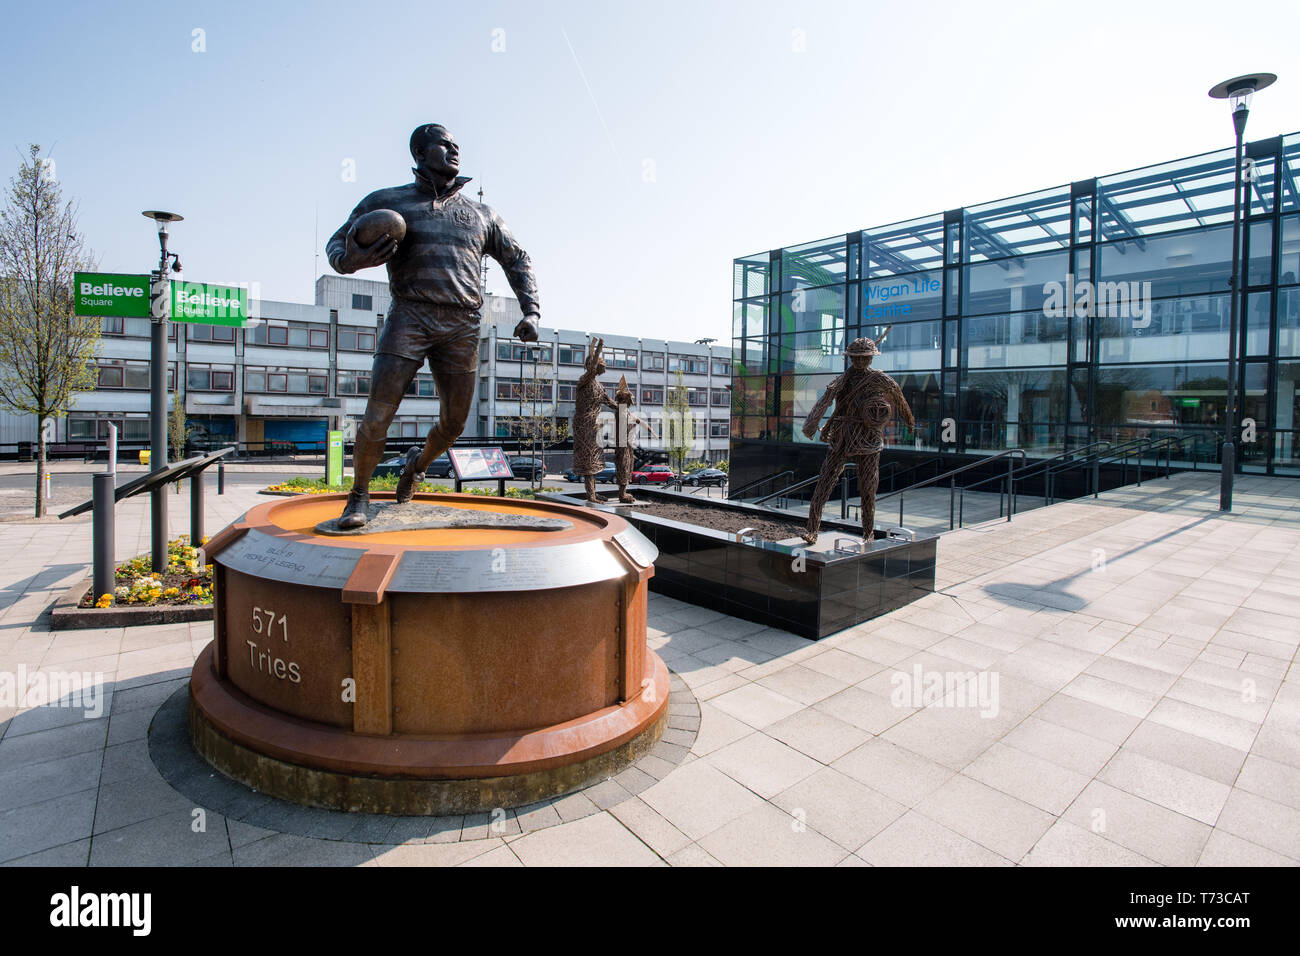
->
xmin=730 ymin=131 xmax=1300 ymax=490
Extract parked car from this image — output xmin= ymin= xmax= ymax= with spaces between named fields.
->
xmin=372 ymin=452 xmax=452 ymax=479
xmin=509 ymin=457 xmax=545 ymax=480
xmin=593 ymin=462 xmax=618 ymax=483
xmin=634 ymin=466 xmax=676 ymax=485
xmin=684 ymin=467 xmax=727 ymax=487
xmin=564 ymin=462 xmax=615 ymax=482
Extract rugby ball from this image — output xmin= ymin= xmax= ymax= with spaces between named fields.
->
xmin=352 ymin=208 xmax=406 ymax=247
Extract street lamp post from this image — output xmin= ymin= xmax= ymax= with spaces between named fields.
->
xmin=1208 ymin=73 xmax=1275 ymax=512
xmin=142 ymin=210 xmax=183 ymax=571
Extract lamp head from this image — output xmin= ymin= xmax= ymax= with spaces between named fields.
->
xmin=142 ymin=210 xmax=183 ymax=236
xmin=1209 ymin=73 xmax=1277 ymax=114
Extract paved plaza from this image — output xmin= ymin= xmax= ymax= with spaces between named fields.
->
xmin=0 ymin=470 xmax=1297 ymax=866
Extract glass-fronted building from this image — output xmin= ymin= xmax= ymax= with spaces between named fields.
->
xmin=730 ymin=132 xmax=1300 ymax=491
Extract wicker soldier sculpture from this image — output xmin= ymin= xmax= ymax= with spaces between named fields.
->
xmin=613 ymin=375 xmax=647 ymax=504
xmin=572 ymin=338 xmax=617 ymax=503
xmin=325 ymin=124 xmax=541 ymax=529
xmin=800 ymin=331 xmax=914 ymax=545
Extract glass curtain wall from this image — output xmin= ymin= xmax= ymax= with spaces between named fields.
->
xmin=733 ymin=131 xmax=1300 ymax=476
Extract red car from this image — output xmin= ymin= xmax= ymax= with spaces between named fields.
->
xmin=633 ymin=466 xmax=676 ymax=485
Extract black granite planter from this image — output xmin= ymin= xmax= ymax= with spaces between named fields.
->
xmin=541 ymin=490 xmax=937 ymax=640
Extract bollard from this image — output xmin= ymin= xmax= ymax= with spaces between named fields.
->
xmin=92 ymin=473 xmax=115 ymax=603
xmin=190 ymin=471 xmax=205 ymax=545
xmin=217 ymin=458 xmax=226 ymax=495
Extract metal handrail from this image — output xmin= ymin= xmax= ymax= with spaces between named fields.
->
xmin=880 ymin=455 xmax=946 ymax=493
xmin=876 ymin=448 xmax=1027 ymax=501
xmin=877 ymin=448 xmax=1028 ymax=530
xmin=1040 ymin=433 xmax=1204 ymax=504
xmin=752 ymin=465 xmax=857 ymax=505
xmin=729 ymin=469 xmax=794 ymax=500
xmin=962 ymin=440 xmax=1114 ymax=495
xmin=1041 ymin=437 xmax=1153 ymax=503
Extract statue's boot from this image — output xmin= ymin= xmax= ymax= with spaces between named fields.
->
xmin=585 ymin=476 xmax=607 ymax=504
xmin=394 ymin=446 xmax=425 ymax=504
xmin=338 ymin=489 xmax=370 ymax=530
xmin=618 ymin=483 xmax=635 ymax=504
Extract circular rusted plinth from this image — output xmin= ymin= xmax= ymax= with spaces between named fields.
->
xmin=189 ymin=492 xmax=664 ymax=814
xmin=189 ymin=647 xmax=669 ymax=814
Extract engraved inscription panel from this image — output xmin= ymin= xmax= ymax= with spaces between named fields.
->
xmin=221 ymin=568 xmax=354 ymax=727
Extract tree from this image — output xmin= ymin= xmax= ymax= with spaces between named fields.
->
xmin=664 ymin=370 xmax=696 ymax=475
xmin=499 ymin=369 xmax=569 ymax=489
xmin=0 ymin=145 xmax=100 ymax=516
xmin=169 ymin=399 xmax=187 ymax=461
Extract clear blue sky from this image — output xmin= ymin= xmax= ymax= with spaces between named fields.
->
xmin=3 ymin=0 xmax=1297 ymax=341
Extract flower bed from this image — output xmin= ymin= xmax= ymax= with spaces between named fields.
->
xmin=78 ymin=536 xmax=213 ymax=609
xmin=263 ymin=475 xmax=559 ymax=499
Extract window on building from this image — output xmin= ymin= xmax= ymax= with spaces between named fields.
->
xmin=189 ymin=324 xmax=236 ymax=343
xmin=710 ymin=421 xmax=730 ymax=438
xmin=352 ymin=294 xmax=373 ymax=311
xmin=670 ymin=355 xmax=708 ymax=374
xmin=642 ymin=387 xmax=664 ymax=405
xmin=337 ymin=328 xmax=376 ymax=351
xmin=687 ymin=388 xmax=708 ymax=406
xmin=712 ymin=361 xmax=731 ymax=376
xmin=68 ymin=417 xmax=96 ymax=440
xmin=558 ymin=346 xmax=585 ymax=365
xmin=405 ymin=376 xmax=437 ymax=398
xmin=496 ymin=342 xmax=553 ymax=363
xmin=101 ymin=316 xmax=124 ymax=335
xmin=336 ymin=370 xmax=371 ymax=395
xmin=648 ymin=353 xmax=665 ymax=370
xmin=309 ymin=328 xmax=329 ymax=349
xmin=95 ymin=360 xmax=152 ymax=390
xmin=122 ymin=418 xmax=150 ymax=441
xmin=605 ymin=347 xmax=637 ymax=369
xmin=711 ymin=388 xmax=730 ymax=407
xmin=186 ymin=364 xmax=236 ymax=391
xmin=557 ymin=383 xmax=575 ymax=402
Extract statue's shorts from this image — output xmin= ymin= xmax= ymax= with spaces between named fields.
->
xmin=376 ymin=298 xmax=481 ymax=374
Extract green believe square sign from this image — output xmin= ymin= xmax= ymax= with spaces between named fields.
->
xmin=74 ymin=273 xmax=249 ymax=327
xmin=74 ymin=272 xmax=151 ymax=317
xmin=171 ymin=282 xmax=248 ymax=327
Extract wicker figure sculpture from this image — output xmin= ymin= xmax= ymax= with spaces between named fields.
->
xmin=572 ymin=338 xmax=617 ymax=503
xmin=800 ymin=329 xmax=914 ymax=545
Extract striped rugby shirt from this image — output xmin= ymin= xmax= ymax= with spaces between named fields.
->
xmin=327 ymin=174 xmax=540 ymax=317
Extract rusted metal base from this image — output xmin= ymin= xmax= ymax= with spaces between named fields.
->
xmin=190 ymin=493 xmax=665 ymax=815
xmin=188 ymin=645 xmax=670 ymax=814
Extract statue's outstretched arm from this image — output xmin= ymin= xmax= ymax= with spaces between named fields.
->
xmin=802 ymin=378 xmax=839 ymax=438
xmin=889 ymin=378 xmax=915 ymax=429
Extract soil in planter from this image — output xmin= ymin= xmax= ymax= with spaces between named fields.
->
xmin=626 ymin=501 xmax=811 ymax=541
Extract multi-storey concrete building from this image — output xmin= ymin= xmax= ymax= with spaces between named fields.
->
xmin=22 ymin=275 xmax=731 ymax=464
